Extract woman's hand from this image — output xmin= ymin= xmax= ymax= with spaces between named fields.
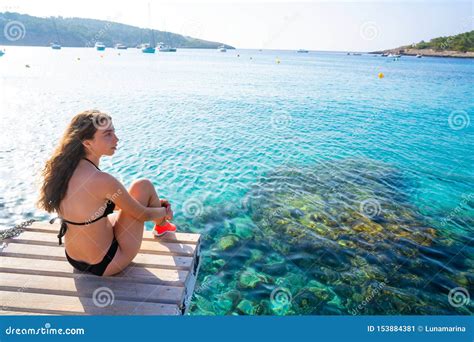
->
xmin=165 ymin=206 xmax=174 ymax=220
xmin=160 ymin=199 xmax=170 ymax=208
xmin=161 ymin=199 xmax=173 ymax=220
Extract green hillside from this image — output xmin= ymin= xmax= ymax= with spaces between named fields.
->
xmin=0 ymin=12 xmax=234 ymax=49
xmin=412 ymin=30 xmax=474 ymax=52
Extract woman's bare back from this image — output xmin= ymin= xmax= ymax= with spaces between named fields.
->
xmin=58 ymin=160 xmax=116 ymax=264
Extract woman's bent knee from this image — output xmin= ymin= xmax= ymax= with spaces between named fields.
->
xmin=129 ymin=178 xmax=153 ymax=191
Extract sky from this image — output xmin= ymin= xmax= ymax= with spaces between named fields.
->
xmin=0 ymin=0 xmax=473 ymax=51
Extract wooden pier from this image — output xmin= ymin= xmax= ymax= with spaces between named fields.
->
xmin=0 ymin=221 xmax=201 ymax=315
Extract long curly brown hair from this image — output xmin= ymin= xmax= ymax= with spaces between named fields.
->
xmin=37 ymin=110 xmax=112 ymax=213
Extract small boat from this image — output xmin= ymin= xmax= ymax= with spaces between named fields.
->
xmin=388 ymin=53 xmax=401 ymax=58
xmin=115 ymin=43 xmax=128 ymax=50
xmin=50 ymin=18 xmax=61 ymax=50
xmin=381 ymin=52 xmax=389 ymax=57
xmin=352 ymin=52 xmax=362 ymax=56
xmin=142 ymin=3 xmax=156 ymax=54
xmin=218 ymin=45 xmax=226 ymax=52
xmin=297 ymin=49 xmax=309 ymax=53
xmin=141 ymin=43 xmax=155 ymax=54
xmin=95 ymin=42 xmax=106 ymax=51
xmin=50 ymin=42 xmax=61 ymax=50
xmin=0 ymin=50 xmax=5 ymax=57
xmin=157 ymin=42 xmax=176 ymax=52
xmin=416 ymin=54 xmax=422 ymax=58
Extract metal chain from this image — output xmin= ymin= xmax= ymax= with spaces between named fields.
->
xmin=0 ymin=219 xmax=37 ymax=241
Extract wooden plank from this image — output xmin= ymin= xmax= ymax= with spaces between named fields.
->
xmin=28 ymin=221 xmax=200 ymax=244
xmin=0 ymin=309 xmax=53 ymax=315
xmin=3 ymin=236 xmax=194 ymax=269
xmin=0 ymin=220 xmax=201 ymax=316
xmin=6 ymin=232 xmax=196 ymax=257
xmin=0 ymin=290 xmax=179 ymax=315
xmin=0 ymin=273 xmax=184 ymax=305
xmin=0 ymin=256 xmax=189 ymax=287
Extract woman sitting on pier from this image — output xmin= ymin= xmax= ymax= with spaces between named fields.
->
xmin=37 ymin=110 xmax=176 ymax=276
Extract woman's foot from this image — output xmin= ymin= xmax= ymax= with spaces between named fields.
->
xmin=153 ymin=221 xmax=177 ymax=237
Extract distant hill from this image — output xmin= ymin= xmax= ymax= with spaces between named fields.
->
xmin=372 ymin=30 xmax=474 ymax=58
xmin=0 ymin=12 xmax=235 ymax=49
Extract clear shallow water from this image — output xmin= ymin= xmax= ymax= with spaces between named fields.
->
xmin=0 ymin=47 xmax=473 ymax=315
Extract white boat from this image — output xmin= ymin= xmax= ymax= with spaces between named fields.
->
xmin=95 ymin=42 xmax=106 ymax=51
xmin=297 ymin=49 xmax=309 ymax=53
xmin=218 ymin=45 xmax=226 ymax=52
xmin=388 ymin=53 xmax=401 ymax=58
xmin=416 ymin=54 xmax=422 ymax=58
xmin=50 ymin=42 xmax=61 ymax=50
xmin=157 ymin=42 xmax=176 ymax=52
xmin=115 ymin=43 xmax=128 ymax=50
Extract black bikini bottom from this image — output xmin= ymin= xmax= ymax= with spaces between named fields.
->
xmin=65 ymin=237 xmax=119 ymax=276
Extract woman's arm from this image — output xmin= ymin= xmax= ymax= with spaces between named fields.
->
xmin=98 ymin=173 xmax=167 ymax=221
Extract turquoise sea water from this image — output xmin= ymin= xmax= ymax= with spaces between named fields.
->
xmin=0 ymin=47 xmax=473 ymax=315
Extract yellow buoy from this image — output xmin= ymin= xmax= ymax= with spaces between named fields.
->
xmin=378 ymin=72 xmax=384 ymax=79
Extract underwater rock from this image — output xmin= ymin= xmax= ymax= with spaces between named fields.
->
xmin=193 ymin=294 xmax=216 ymax=315
xmin=238 ymin=158 xmax=472 ymax=314
xmin=236 ymin=299 xmax=257 ymax=315
xmin=232 ymin=216 xmax=256 ymax=239
xmin=254 ymin=299 xmax=272 ymax=315
xmin=238 ymin=267 xmax=268 ymax=288
xmin=290 ymin=208 xmax=305 ymax=218
xmin=248 ymin=249 xmax=264 ymax=264
xmin=217 ymin=235 xmax=239 ymax=251
xmin=189 ymin=157 xmax=472 ymax=316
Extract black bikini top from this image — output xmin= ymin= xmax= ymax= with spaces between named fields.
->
xmin=50 ymin=157 xmax=116 ymax=245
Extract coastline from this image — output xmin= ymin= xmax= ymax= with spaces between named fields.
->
xmin=370 ymin=47 xmax=474 ymax=58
